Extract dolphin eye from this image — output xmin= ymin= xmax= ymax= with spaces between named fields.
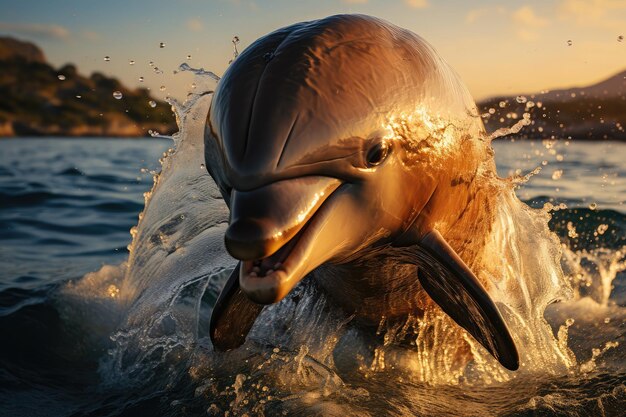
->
xmin=365 ymin=141 xmax=390 ymax=167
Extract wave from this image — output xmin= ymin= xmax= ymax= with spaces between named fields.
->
xmin=1 ymin=74 xmax=624 ymax=416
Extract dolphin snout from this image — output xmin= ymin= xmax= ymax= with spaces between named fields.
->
xmin=224 ymin=176 xmax=342 ymax=305
xmin=224 ymin=176 xmax=341 ymax=262
xmin=225 ymin=218 xmax=278 ymax=260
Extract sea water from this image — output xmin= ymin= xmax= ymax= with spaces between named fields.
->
xmin=0 ymin=86 xmax=624 ymax=415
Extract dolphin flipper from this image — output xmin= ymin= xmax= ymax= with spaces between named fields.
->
xmin=210 ymin=263 xmax=264 ymax=350
xmin=416 ymin=230 xmax=519 ymax=370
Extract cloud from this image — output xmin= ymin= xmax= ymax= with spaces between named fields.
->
xmin=465 ymin=8 xmax=488 ymax=24
xmin=512 ymin=6 xmax=549 ymax=28
xmin=0 ymin=22 xmax=70 ymax=40
xmin=516 ymin=28 xmax=541 ymax=42
xmin=512 ymin=6 xmax=549 ymax=41
xmin=405 ymin=0 xmax=429 ymax=8
xmin=557 ymin=0 xmax=626 ymax=30
xmin=466 ymin=6 xmax=549 ymax=42
xmin=465 ymin=6 xmax=506 ymax=23
xmin=81 ymin=31 xmax=101 ymax=41
xmin=558 ymin=0 xmax=626 ymax=20
xmin=187 ymin=18 xmax=204 ymax=32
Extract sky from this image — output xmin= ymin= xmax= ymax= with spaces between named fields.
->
xmin=1 ymin=0 xmax=625 ymax=101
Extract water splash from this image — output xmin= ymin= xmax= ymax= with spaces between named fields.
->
xmin=177 ymin=62 xmax=220 ymax=82
xmin=488 ymin=112 xmax=532 ymax=141
xmin=579 ymin=341 xmax=620 ymax=373
xmin=229 ymin=35 xmax=240 ymax=63
xmin=562 ymin=247 xmax=626 ymax=308
xmin=64 ymin=68 xmax=226 ymax=385
xmin=56 ymin=60 xmax=625 ymax=414
xmin=91 ymin=71 xmax=573 ymax=384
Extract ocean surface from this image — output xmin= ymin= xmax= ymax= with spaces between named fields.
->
xmin=0 ymin=136 xmax=624 ymax=416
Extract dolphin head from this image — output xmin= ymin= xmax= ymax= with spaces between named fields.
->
xmin=206 ymin=14 xmax=487 ymax=304
xmin=206 ymin=14 xmax=519 ymax=370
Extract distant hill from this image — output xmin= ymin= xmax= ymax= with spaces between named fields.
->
xmin=2 ymin=35 xmax=621 ymax=140
xmin=0 ymin=37 xmax=177 ymax=137
xmin=478 ymin=70 xmax=626 ymax=141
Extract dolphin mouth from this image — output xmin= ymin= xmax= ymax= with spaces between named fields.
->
xmin=239 ymin=218 xmax=309 ymax=303
xmin=225 ymin=176 xmax=342 ymax=303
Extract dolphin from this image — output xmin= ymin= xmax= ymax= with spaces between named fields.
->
xmin=204 ymin=14 xmax=519 ymax=370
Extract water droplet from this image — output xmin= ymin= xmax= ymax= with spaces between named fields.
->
xmin=231 ymin=35 xmax=240 ymax=61
xmin=129 ymin=60 xmax=135 ymax=65
xmin=565 ymin=318 xmax=575 ymax=326
xmin=618 ymin=35 xmax=624 ymax=42
xmin=107 ymin=284 xmax=120 ymax=298
xmin=148 ymin=100 xmax=157 ymax=108
xmin=200 ymin=163 xmax=205 ymax=170
xmin=516 ymin=95 xmax=527 ymax=104
xmin=159 ymin=42 xmax=165 ymax=48
xmin=589 ymin=202 xmax=597 ymax=210
xmin=186 ymin=54 xmax=192 ymax=60
xmin=566 ymin=221 xmax=579 ymax=238
xmin=498 ymin=101 xmax=507 ymax=108
xmin=149 ymin=61 xmax=154 ymax=67
xmin=104 ymin=55 xmax=111 ymax=62
xmin=488 ymin=107 xmax=496 ymax=115
xmin=159 ymin=85 xmax=166 ymax=91
xmin=76 ymin=95 xmax=81 ymax=99
xmin=113 ymin=91 xmax=123 ymax=99
xmin=57 ymin=74 xmax=66 ymax=81
xmin=604 ymin=317 xmax=611 ymax=324
xmin=551 ymin=169 xmax=563 ymax=180
xmin=566 ymin=40 xmax=573 ymax=46
xmin=139 ymin=76 xmax=144 ymax=82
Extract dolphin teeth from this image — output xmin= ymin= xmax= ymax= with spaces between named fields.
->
xmin=249 ymin=271 xmax=258 ymax=277
xmin=274 ymin=262 xmax=282 ymax=269
xmin=252 ymin=266 xmax=261 ymax=273
xmin=266 ymin=269 xmax=275 ymax=275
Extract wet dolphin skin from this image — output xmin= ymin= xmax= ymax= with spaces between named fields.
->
xmin=205 ymin=14 xmax=519 ymax=371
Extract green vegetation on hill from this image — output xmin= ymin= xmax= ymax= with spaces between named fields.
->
xmin=0 ymin=37 xmax=177 ymax=137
